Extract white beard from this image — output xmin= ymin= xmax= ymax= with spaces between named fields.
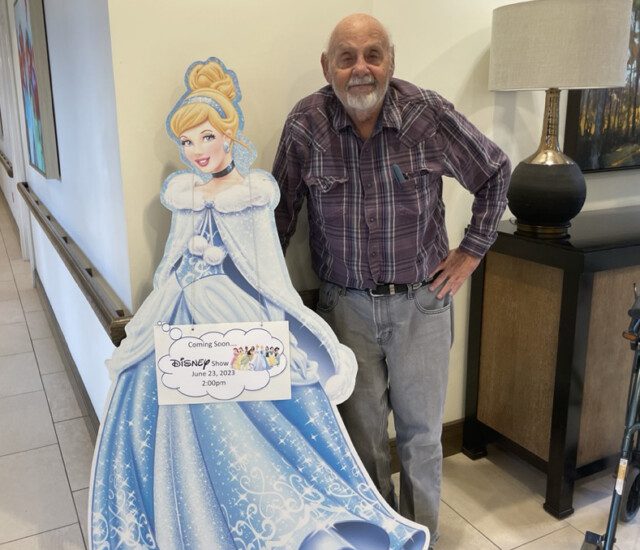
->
xmin=345 ymin=88 xmax=382 ymax=111
xmin=334 ymin=75 xmax=389 ymax=118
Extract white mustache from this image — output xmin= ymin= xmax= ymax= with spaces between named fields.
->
xmin=347 ymin=76 xmax=375 ymax=88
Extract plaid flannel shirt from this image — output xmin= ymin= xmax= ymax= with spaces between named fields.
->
xmin=273 ymin=78 xmax=511 ymax=289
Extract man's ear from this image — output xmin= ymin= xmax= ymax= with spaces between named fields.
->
xmin=321 ymin=52 xmax=331 ymax=84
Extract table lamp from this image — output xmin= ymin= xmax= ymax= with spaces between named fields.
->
xmin=490 ymin=0 xmax=631 ymax=238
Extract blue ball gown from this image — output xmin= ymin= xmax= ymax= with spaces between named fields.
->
xmin=89 ymin=170 xmax=429 ymax=549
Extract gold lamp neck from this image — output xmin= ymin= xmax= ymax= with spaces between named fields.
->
xmin=525 ymin=88 xmax=575 ymax=166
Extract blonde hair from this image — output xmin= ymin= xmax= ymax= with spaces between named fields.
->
xmin=170 ymin=61 xmax=240 ymax=140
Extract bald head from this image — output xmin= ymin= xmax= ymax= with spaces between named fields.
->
xmin=326 ymin=13 xmax=393 ymax=58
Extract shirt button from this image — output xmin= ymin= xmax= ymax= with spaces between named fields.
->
xmin=371 ymin=251 xmax=377 ymax=257
xmin=369 ymin=217 xmax=375 ymax=223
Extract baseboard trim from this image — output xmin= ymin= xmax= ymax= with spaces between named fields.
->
xmin=34 ymin=271 xmax=100 ymax=444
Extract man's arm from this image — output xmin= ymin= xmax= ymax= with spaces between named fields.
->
xmin=272 ymin=119 xmax=308 ymax=253
xmin=429 ymin=102 xmax=511 ymax=298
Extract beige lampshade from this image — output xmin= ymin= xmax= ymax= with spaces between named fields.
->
xmin=489 ymin=0 xmax=632 ymax=91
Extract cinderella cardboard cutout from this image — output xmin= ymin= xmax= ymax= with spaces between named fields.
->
xmin=89 ymin=58 xmax=429 ymax=550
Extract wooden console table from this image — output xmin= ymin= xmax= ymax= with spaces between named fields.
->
xmin=462 ymin=205 xmax=640 ymax=519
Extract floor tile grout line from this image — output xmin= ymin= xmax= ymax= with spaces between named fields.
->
xmin=0 ymin=319 xmax=27 ymax=327
xmin=0 ymin=388 xmax=45 ymax=401
xmin=0 ymin=223 xmax=10 ymax=260
xmin=439 ymin=494 xmax=565 ymax=549
xmin=0 ymin=295 xmax=22 ymax=307
xmin=0 ymin=350 xmax=32 ymax=361
xmin=0 ymin=300 xmax=26 ymax=324
xmin=49 ymin=413 xmax=86 ymax=422
xmin=439 ymin=501 xmax=501 ymax=549
xmin=0 ymin=521 xmax=81 ymax=547
xmin=39 ymin=384 xmax=85 ymax=530
xmin=31 ymin=335 xmax=55 ymax=342
xmin=55 ymin=415 xmax=89 ymax=427
xmin=13 ymin=271 xmax=88 ymax=531
xmin=0 ymin=442 xmax=58 ymax=460
xmin=70 ymin=493 xmax=89 ymax=550
xmin=510 ymin=524 xmax=582 ymax=549
xmin=1 ymin=220 xmax=20 ymax=287
xmin=0 ymin=351 xmax=34 ymax=360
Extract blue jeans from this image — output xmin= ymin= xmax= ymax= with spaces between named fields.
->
xmin=317 ymin=281 xmax=452 ymax=538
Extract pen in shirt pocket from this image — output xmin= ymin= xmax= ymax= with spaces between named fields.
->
xmin=391 ymin=164 xmax=407 ymax=184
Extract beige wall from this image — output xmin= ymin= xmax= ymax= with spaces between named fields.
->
xmin=108 ymin=0 xmax=640 ymax=423
xmin=107 ymin=0 xmax=370 ymax=308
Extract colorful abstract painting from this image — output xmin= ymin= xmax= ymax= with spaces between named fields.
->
xmin=13 ymin=0 xmax=58 ymax=178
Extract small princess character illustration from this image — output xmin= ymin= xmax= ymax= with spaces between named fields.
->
xmin=230 ymin=346 xmax=240 ymax=366
xmin=266 ymin=345 xmax=277 ymax=368
xmin=251 ymin=344 xmax=269 ymax=371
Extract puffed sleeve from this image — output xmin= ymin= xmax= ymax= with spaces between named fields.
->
xmin=161 ymin=171 xmax=206 ymax=211
xmin=212 ymin=170 xmax=278 ymax=213
xmin=152 ymin=171 xmax=205 ymax=288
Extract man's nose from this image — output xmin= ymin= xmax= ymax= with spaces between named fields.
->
xmin=352 ymin=54 xmax=370 ymax=76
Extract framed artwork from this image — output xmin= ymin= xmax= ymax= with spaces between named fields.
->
xmin=13 ymin=0 xmax=59 ymax=178
xmin=564 ymin=0 xmax=639 ymax=172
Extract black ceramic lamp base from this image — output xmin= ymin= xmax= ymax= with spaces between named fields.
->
xmin=507 ymin=162 xmax=586 ymax=239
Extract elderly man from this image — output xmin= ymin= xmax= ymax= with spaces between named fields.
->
xmin=273 ymin=13 xmax=510 ymax=539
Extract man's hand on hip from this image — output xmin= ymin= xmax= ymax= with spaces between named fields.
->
xmin=429 ymin=249 xmax=481 ymax=299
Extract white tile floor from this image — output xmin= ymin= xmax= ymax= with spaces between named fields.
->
xmin=0 ymin=197 xmax=638 ymax=549
xmin=0 ymin=200 xmax=89 ymax=549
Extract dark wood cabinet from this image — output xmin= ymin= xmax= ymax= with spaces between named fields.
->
xmin=463 ymin=205 xmax=640 ymax=518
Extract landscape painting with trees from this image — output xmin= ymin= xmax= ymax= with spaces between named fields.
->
xmin=565 ymin=0 xmax=640 ymax=172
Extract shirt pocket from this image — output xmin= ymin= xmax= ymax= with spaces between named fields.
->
xmin=304 ymin=157 xmax=349 ymax=223
xmin=306 ymin=173 xmax=348 ymax=193
xmin=394 ymin=166 xmax=433 ymax=220
xmin=305 ymin=158 xmax=348 ymax=193
xmin=304 ymin=144 xmax=348 ymax=190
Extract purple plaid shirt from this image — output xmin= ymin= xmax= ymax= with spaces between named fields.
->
xmin=273 ymin=78 xmax=510 ymax=289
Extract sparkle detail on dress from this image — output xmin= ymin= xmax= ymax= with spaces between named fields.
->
xmin=89 ymin=174 xmax=428 ymax=548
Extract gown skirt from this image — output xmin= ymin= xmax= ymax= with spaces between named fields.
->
xmin=90 ymin=218 xmax=427 ymax=549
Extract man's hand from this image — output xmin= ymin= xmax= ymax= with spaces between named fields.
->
xmin=429 ymin=248 xmax=482 ymax=299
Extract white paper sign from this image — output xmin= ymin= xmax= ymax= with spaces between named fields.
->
xmin=154 ymin=321 xmax=291 ymax=405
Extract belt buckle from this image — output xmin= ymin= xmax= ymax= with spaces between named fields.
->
xmin=368 ymin=284 xmax=387 ymax=297
xmin=368 ymin=283 xmax=395 ymax=297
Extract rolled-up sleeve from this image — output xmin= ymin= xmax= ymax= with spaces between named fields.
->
xmin=437 ymin=103 xmax=511 ymax=258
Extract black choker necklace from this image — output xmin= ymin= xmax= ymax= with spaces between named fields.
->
xmin=210 ymin=160 xmax=235 ymax=179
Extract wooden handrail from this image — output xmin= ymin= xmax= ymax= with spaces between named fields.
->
xmin=0 ymin=149 xmax=13 ymax=178
xmin=18 ymin=182 xmax=131 ymax=345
